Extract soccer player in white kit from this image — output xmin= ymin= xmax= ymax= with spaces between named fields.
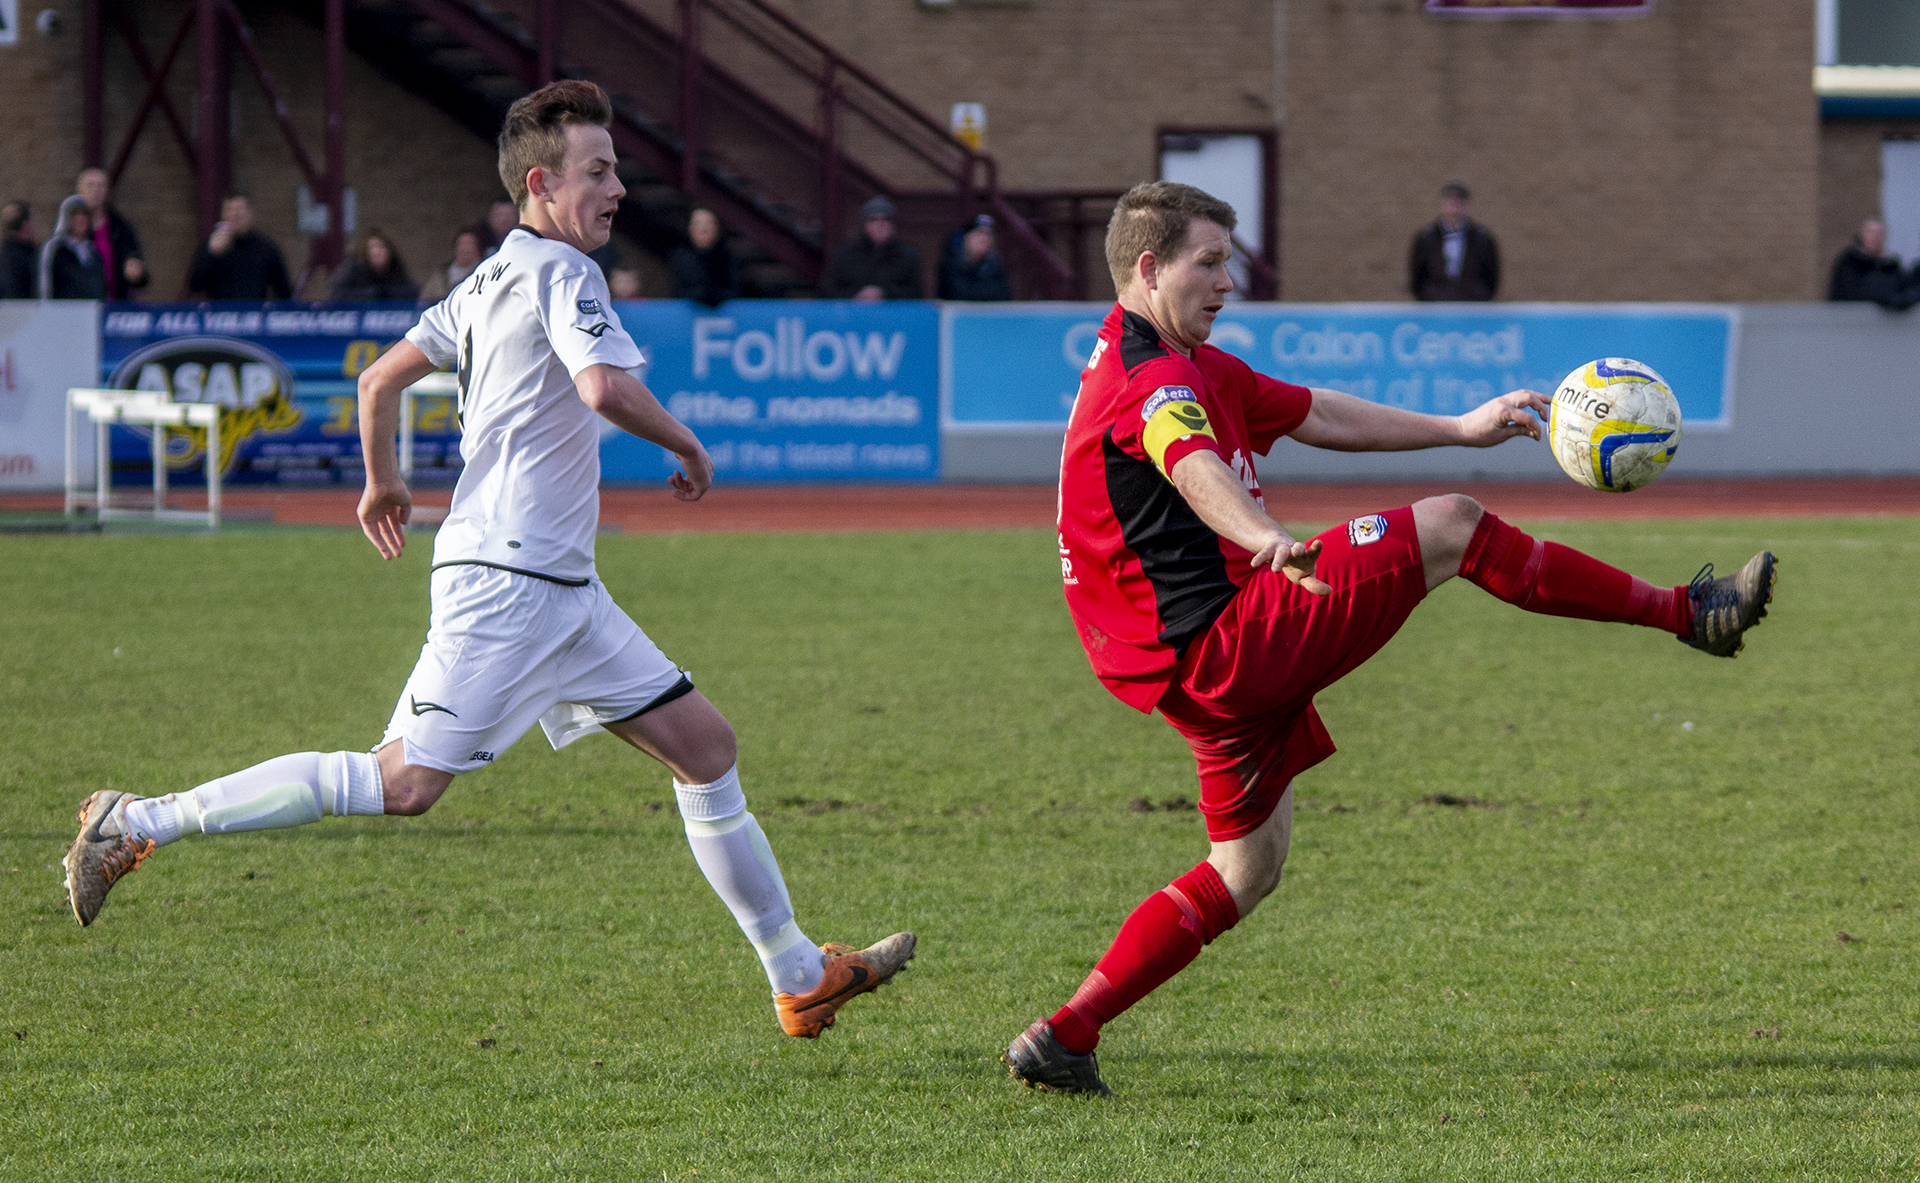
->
xmin=63 ymin=81 xmax=914 ymax=1039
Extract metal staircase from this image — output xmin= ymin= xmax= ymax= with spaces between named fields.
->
xmin=312 ymin=0 xmax=1076 ymax=296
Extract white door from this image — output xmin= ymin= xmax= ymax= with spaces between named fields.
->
xmin=1160 ymin=134 xmax=1266 ymax=299
xmin=1881 ymin=139 xmax=1920 ymax=263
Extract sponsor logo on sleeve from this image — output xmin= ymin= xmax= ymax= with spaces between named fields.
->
xmin=1140 ymin=385 xmax=1216 ymax=476
xmin=575 ymin=322 xmax=612 ymax=339
xmin=577 ymin=298 xmax=602 ymax=315
xmin=1140 ymin=385 xmax=1198 ymax=421
xmin=1346 ymin=514 xmax=1389 ymax=546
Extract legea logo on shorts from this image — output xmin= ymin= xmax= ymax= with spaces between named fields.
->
xmin=1347 ymin=514 xmax=1388 ymax=546
xmin=1140 ymin=385 xmax=1198 ymax=421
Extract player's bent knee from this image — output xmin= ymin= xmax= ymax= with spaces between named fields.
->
xmin=381 ymin=766 xmax=454 ymax=816
xmin=1417 ymin=493 xmax=1483 ymax=537
xmin=1414 ymin=494 xmax=1486 ymax=589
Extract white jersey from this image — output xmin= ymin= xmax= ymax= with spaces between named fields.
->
xmin=405 ymin=226 xmax=643 ymax=584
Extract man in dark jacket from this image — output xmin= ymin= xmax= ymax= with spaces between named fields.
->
xmin=1409 ymin=181 xmax=1499 ymax=302
xmin=76 ymin=168 xmax=148 ymax=301
xmin=819 ymin=195 xmax=922 ymax=300
xmin=187 ymin=196 xmax=293 ymax=300
xmin=0 ymin=201 xmax=36 ymax=298
xmin=937 ymin=213 xmax=1013 ymax=301
xmin=669 ymin=207 xmax=739 ymax=307
xmin=1829 ymin=219 xmax=1916 ymax=310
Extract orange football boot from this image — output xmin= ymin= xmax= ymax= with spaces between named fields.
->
xmin=775 ymin=932 xmax=916 ymax=1038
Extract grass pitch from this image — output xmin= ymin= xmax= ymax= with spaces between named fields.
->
xmin=2 ymin=516 xmax=1917 ymax=1181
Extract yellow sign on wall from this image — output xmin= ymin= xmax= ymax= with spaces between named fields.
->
xmin=950 ymin=103 xmax=985 ymax=151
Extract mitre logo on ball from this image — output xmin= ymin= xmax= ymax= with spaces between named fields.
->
xmin=1548 ymin=357 xmax=1681 ymax=493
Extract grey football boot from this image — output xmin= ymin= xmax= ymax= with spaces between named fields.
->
xmin=1679 ymin=551 xmax=1777 ymax=657
xmin=1004 ymin=1020 xmax=1114 ymax=1097
xmin=63 ymin=790 xmax=156 ymax=926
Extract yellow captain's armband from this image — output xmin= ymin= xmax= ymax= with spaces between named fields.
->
xmin=1139 ymin=385 xmax=1216 ymax=476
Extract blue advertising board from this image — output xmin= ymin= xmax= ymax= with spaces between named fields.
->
xmin=603 ymin=299 xmax=940 ymax=484
xmin=99 ymin=302 xmax=451 ymax=485
xmin=946 ymin=303 xmax=1737 ymax=431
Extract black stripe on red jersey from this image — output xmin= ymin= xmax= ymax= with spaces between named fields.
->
xmin=1119 ymin=309 xmax=1167 ymax=371
xmin=1101 ymin=309 xmax=1239 ymax=655
xmin=1101 ymin=429 xmax=1238 ymax=657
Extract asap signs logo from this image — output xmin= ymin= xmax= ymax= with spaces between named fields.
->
xmin=106 ymin=336 xmax=299 ymax=474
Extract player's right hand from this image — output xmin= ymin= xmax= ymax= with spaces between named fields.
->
xmin=668 ymin=445 xmax=713 ymax=502
xmin=358 ymin=479 xmax=412 ymax=559
xmin=1251 ymin=536 xmax=1331 ymax=595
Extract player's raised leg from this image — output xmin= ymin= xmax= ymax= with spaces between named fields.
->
xmin=607 ymin=692 xmax=915 ymax=1038
xmin=1413 ymin=493 xmax=1776 ymax=656
xmin=62 ymin=749 xmax=404 ymax=925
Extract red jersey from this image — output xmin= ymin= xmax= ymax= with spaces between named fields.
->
xmin=1058 ymin=304 xmax=1314 ymax=712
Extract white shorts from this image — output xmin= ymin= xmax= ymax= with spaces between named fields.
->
xmin=380 ymin=564 xmax=689 ymax=774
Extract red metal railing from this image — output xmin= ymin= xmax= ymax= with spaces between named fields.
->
xmin=413 ymin=0 xmax=1076 ymax=294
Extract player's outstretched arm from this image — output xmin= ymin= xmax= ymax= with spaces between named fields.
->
xmin=356 ymin=339 xmax=441 ymax=560
xmin=1290 ymin=386 xmax=1548 ymax=452
xmin=574 ymin=364 xmax=713 ymax=501
xmin=1169 ymin=451 xmax=1331 ymax=595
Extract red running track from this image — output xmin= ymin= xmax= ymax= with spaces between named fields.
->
xmin=5 ymin=478 xmax=1917 ymax=532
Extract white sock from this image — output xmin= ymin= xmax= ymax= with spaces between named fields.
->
xmin=123 ymin=751 xmax=384 ymax=847
xmin=676 ymin=766 xmax=825 ymax=996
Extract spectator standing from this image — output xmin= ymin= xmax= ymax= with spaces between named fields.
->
xmin=187 ymin=196 xmax=292 ymax=300
xmin=937 ymin=213 xmax=1013 ymax=301
xmin=587 ymin=238 xmax=622 ymax=285
xmin=1 ymin=201 xmax=36 ymax=299
xmin=1409 ymin=181 xmax=1499 ymax=302
xmin=668 ymin=207 xmax=738 ymax=307
xmin=40 ymin=196 xmax=108 ymax=300
xmin=330 ymin=229 xmax=420 ymax=301
xmin=818 ymin=195 xmax=922 ymax=300
xmin=418 ymin=227 xmax=485 ymax=304
xmin=482 ymin=199 xmax=518 ymax=255
xmin=75 ymin=167 xmax=148 ymax=300
xmin=1828 ymin=219 xmax=1916 ymax=310
xmin=608 ymin=267 xmax=643 ymax=300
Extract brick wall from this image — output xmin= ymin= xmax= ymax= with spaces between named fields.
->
xmin=3 ymin=0 xmax=1829 ymax=306
xmin=763 ymin=0 xmax=1279 ymax=191
xmin=0 ymin=0 xmax=523 ymax=301
xmin=1282 ymin=0 xmax=1821 ymax=302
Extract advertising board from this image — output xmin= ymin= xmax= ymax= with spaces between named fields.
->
xmin=602 ymin=299 xmax=940 ymax=484
xmin=946 ymin=303 xmax=1736 ymax=431
xmin=0 ymin=300 xmax=102 ymax=489
xmin=97 ymin=299 xmax=940 ymax=489
xmin=99 ymin=303 xmax=450 ymax=486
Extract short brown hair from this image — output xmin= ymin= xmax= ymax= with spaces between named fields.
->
xmin=1104 ymin=181 xmax=1237 ymax=294
xmin=498 ymin=81 xmax=614 ymax=208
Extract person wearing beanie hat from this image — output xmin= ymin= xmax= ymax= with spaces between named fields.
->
xmin=938 ymin=212 xmax=1012 ymax=301
xmin=818 ymin=194 xmax=923 ymax=300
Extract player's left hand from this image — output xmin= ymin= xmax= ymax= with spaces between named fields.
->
xmin=668 ymin=445 xmax=714 ymax=502
xmin=1251 ymin=536 xmax=1331 ymax=595
xmin=1458 ymin=388 xmax=1550 ymax=447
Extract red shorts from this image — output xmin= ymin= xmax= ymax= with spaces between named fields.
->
xmin=1158 ymin=506 xmax=1428 ymax=841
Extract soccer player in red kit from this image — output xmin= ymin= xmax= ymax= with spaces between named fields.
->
xmin=1004 ymin=181 xmax=1776 ymax=1096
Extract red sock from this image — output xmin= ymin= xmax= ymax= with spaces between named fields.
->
xmin=1049 ymin=861 xmax=1240 ymax=1054
xmin=1459 ymin=512 xmax=1691 ymax=636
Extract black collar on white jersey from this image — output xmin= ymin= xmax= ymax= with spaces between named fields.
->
xmin=510 ymin=224 xmax=545 ymax=240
